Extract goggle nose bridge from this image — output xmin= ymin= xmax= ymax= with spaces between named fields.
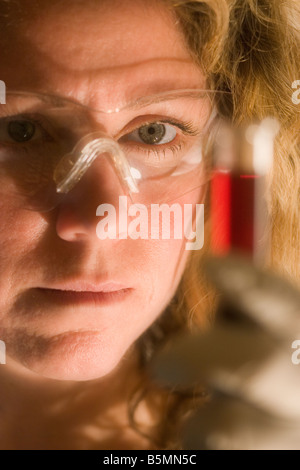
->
xmin=53 ymin=132 xmax=139 ymax=195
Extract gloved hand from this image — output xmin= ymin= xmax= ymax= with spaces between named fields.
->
xmin=150 ymin=254 xmax=300 ymax=450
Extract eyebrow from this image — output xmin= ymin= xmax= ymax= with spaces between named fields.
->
xmin=92 ymin=87 xmax=212 ymax=115
xmin=85 ymin=58 xmax=208 ymax=109
xmin=103 ymin=89 xmax=209 ymax=113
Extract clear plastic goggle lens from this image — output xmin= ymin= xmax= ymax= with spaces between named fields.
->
xmin=0 ymin=89 xmax=230 ymax=210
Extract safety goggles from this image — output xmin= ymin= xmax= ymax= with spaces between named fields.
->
xmin=0 ymin=89 xmax=229 ymax=211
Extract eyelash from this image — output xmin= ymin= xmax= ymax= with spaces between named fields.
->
xmin=136 ymin=143 xmax=183 ymax=163
xmin=121 ymin=119 xmax=198 ymax=159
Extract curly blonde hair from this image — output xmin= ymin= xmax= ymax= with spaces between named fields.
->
xmin=131 ymin=0 xmax=300 ymax=449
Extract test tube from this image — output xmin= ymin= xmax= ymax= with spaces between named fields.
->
xmin=210 ymin=118 xmax=280 ymax=264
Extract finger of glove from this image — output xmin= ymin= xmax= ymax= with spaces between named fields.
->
xmin=203 ymin=254 xmax=300 ymax=342
xmin=182 ymin=394 xmax=300 ymax=450
xmin=150 ymin=324 xmax=275 ymax=388
xmin=150 ymin=326 xmax=300 ymax=419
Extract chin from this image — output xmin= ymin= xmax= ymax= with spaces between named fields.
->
xmin=28 ymin=359 xmax=122 ymax=382
xmin=12 ymin=330 xmax=131 ymax=381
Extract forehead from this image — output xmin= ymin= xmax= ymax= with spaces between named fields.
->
xmin=0 ymin=0 xmax=206 ymax=107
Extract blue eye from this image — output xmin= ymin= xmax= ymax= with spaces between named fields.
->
xmin=127 ymin=122 xmax=177 ymax=145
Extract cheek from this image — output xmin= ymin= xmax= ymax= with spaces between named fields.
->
xmin=0 ymin=202 xmax=46 ymax=305
xmin=110 ymin=239 xmax=189 ymax=357
xmin=135 ymin=238 xmax=189 ymax=293
xmin=122 ymin=201 xmax=201 ymax=306
xmin=119 ymin=184 xmax=204 ymax=301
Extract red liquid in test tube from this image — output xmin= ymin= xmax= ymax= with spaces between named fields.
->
xmin=210 ymin=119 xmax=279 ymax=262
xmin=211 ymin=171 xmax=261 ymax=256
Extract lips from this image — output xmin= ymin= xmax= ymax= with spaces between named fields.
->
xmin=36 ymin=281 xmax=132 ymax=305
xmin=41 ymin=281 xmax=130 ymax=293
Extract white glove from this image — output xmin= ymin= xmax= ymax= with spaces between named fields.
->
xmin=151 ymin=254 xmax=300 ymax=450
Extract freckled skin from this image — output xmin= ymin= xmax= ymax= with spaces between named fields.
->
xmin=0 ymin=0 xmax=207 ymax=382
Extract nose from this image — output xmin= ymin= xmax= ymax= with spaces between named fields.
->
xmin=55 ymin=154 xmax=128 ymax=243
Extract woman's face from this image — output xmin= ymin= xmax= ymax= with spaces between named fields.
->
xmin=0 ymin=0 xmax=207 ymax=380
